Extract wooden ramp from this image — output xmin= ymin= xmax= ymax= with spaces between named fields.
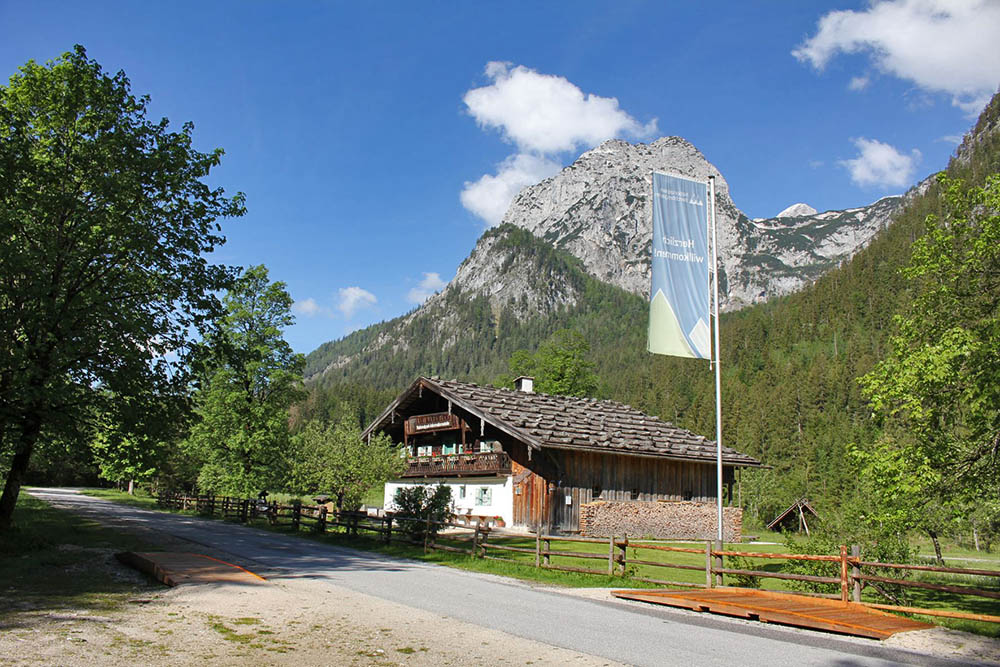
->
xmin=116 ymin=552 xmax=267 ymax=587
xmin=611 ymin=588 xmax=934 ymax=640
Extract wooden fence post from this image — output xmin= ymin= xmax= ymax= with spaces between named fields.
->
xmin=292 ymin=500 xmax=301 ymax=531
xmin=543 ymin=535 xmax=550 ymax=567
xmin=268 ymin=500 xmax=277 ymax=525
xmin=705 ymin=541 xmax=713 ymax=588
xmin=317 ymin=506 xmax=327 ymax=532
xmin=241 ymin=499 xmax=249 ymax=523
xmin=617 ymin=538 xmax=628 ymax=576
xmin=714 ymin=539 xmax=723 ymax=587
xmin=608 ymin=535 xmax=616 ymax=576
xmin=840 ymin=544 xmax=849 ymax=603
xmin=423 ymin=510 xmax=432 ymax=554
xmin=851 ymin=544 xmax=862 ymax=603
xmin=535 ymin=530 xmax=541 ymax=568
xmin=472 ymin=519 xmax=481 ymax=559
xmin=385 ymin=515 xmax=393 ymax=544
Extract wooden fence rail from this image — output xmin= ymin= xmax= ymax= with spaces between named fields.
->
xmin=155 ymin=492 xmax=1000 ymax=624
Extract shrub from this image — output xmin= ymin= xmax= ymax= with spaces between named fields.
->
xmin=392 ymin=484 xmax=453 ymax=542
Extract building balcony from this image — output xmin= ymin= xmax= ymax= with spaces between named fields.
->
xmin=401 ymin=451 xmax=512 ymax=478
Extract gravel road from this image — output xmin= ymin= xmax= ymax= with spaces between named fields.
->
xmin=13 ymin=488 xmax=997 ymax=667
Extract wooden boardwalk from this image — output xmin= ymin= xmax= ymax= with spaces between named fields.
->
xmin=611 ymin=588 xmax=934 ymax=640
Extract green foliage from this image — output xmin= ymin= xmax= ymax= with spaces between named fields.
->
xmin=859 ymin=175 xmax=1000 ymax=507
xmin=780 ymin=530 xmax=912 ymax=603
xmin=392 ymin=484 xmax=452 ymax=541
xmin=184 ymin=266 xmax=304 ymax=497
xmin=853 ymin=175 xmax=1000 ymax=556
xmin=502 ymin=329 xmax=599 ymax=396
xmin=0 ymin=46 xmax=244 ymax=528
xmin=290 ymin=415 xmax=404 ymax=510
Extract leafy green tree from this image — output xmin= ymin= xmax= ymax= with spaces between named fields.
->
xmin=505 ymin=329 xmax=599 ymax=397
xmin=290 ymin=415 xmax=404 ymax=510
xmin=185 ymin=266 xmax=304 ymax=497
xmin=0 ymin=47 xmax=244 ymax=529
xmin=857 ymin=174 xmax=1000 ymax=557
xmin=90 ymin=391 xmax=185 ymax=494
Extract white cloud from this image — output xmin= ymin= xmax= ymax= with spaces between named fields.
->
xmin=293 ymin=297 xmax=322 ymax=318
xmin=463 ymin=61 xmax=657 ymax=154
xmin=840 ymin=138 xmax=921 ymax=188
xmin=848 ymin=75 xmax=870 ymax=91
xmin=407 ymin=272 xmax=448 ymax=305
xmin=936 ymin=134 xmax=963 ymax=145
xmin=461 ymin=62 xmax=657 ymax=225
xmin=793 ymin=0 xmax=1000 ymax=115
xmin=337 ymin=286 xmax=377 ymax=318
xmin=460 ymin=153 xmax=561 ymax=226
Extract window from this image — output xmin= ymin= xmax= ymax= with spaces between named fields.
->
xmin=459 ymin=485 xmax=466 ymax=499
xmin=591 ymin=484 xmax=602 ymax=499
xmin=442 ymin=441 xmax=456 ymax=455
xmin=630 ymin=488 xmax=640 ymax=500
xmin=417 ymin=445 xmax=431 ymax=457
xmin=475 ymin=487 xmax=492 ymax=506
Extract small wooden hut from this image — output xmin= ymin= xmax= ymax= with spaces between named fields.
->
xmin=767 ymin=498 xmax=819 ymax=535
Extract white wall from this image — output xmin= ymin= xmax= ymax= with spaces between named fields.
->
xmin=384 ymin=476 xmax=513 ymax=527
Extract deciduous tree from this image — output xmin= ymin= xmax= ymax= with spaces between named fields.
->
xmin=184 ymin=266 xmax=304 ymax=498
xmin=0 ymin=47 xmax=244 ymax=529
xmin=290 ymin=414 xmax=404 ymax=510
xmin=857 ymin=174 xmax=1000 ymax=555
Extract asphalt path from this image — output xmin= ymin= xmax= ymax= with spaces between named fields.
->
xmin=26 ymin=488 xmax=966 ymax=667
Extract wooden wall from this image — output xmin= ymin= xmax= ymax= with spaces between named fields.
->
xmin=548 ymin=450 xmax=730 ymax=532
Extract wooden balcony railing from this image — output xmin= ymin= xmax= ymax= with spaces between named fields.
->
xmin=402 ymin=451 xmax=512 ymax=478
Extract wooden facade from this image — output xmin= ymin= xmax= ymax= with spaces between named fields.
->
xmin=365 ymin=377 xmax=759 ymax=533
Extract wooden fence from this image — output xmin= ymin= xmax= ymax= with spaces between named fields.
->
xmin=156 ymin=493 xmax=1000 ymax=624
xmin=156 ymin=492 xmax=493 ymax=558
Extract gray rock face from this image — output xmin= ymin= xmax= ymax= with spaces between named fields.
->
xmin=306 ymin=137 xmax=912 ymax=379
xmin=496 ymin=137 xmax=906 ymax=309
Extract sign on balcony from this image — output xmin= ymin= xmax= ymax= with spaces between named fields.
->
xmin=404 ymin=412 xmax=463 ymax=436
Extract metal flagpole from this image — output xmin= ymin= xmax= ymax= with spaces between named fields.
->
xmin=709 ymin=175 xmax=723 ymax=543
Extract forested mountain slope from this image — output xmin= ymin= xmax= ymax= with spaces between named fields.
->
xmin=306 ymin=94 xmax=1000 ymax=524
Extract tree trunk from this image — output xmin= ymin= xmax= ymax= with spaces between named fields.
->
xmin=0 ymin=413 xmax=43 ymax=530
xmin=127 ymin=479 xmax=135 ymax=495
xmin=928 ymin=529 xmax=945 ymax=566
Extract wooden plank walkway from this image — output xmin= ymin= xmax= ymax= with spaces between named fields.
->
xmin=611 ymin=588 xmax=934 ymax=640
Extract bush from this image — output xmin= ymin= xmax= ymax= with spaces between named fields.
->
xmin=392 ymin=484 xmax=453 ymax=542
xmin=779 ymin=530 xmax=912 ymax=602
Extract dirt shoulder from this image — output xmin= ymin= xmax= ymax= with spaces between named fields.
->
xmin=1 ymin=494 xmax=618 ymax=666
xmin=2 ymin=571 xmax=621 ymax=666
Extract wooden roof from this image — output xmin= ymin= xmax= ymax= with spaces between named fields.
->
xmin=767 ymin=498 xmax=819 ymax=531
xmin=363 ymin=376 xmax=761 ymax=468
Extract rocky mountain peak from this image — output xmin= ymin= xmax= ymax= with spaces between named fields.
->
xmin=496 ymin=137 xmax=905 ymax=309
xmin=776 ymin=203 xmax=818 ymax=218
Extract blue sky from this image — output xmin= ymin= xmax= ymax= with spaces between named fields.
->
xmin=2 ymin=1 xmax=997 ymax=353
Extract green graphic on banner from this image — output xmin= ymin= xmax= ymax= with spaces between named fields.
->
xmin=648 ymin=172 xmax=710 ymax=359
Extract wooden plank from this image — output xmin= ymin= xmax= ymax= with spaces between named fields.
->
xmin=609 ymin=588 xmax=933 ymax=640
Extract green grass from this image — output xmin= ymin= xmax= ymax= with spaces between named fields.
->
xmin=81 ymin=487 xmax=160 ymax=510
xmin=0 ymin=492 xmax=163 ymax=621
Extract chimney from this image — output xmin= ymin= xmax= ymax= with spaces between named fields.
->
xmin=514 ymin=376 xmax=534 ymax=393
